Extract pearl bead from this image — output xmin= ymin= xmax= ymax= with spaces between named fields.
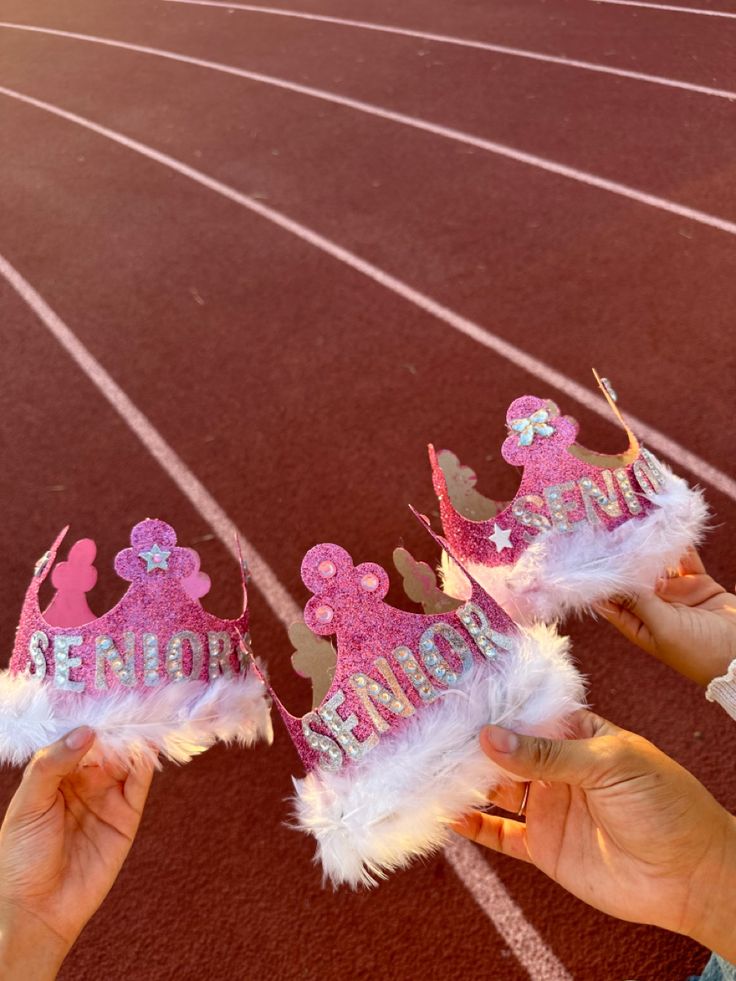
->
xmin=318 ymin=560 xmax=337 ymax=579
xmin=315 ymin=604 xmax=334 ymax=624
xmin=360 ymin=572 xmax=379 ymax=592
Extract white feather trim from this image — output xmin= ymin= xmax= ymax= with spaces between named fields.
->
xmin=291 ymin=625 xmax=585 ymax=888
xmin=0 ymin=671 xmax=273 ymax=767
xmin=441 ymin=467 xmax=709 ymax=624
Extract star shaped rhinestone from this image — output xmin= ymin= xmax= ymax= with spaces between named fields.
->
xmin=138 ymin=543 xmax=171 ymax=572
xmin=488 ymin=523 xmax=513 ymax=553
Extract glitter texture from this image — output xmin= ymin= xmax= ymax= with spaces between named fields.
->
xmin=430 ymin=393 xmax=664 ymax=571
xmin=270 ymin=515 xmax=519 ymax=773
xmin=11 ymin=519 xmax=250 ymax=694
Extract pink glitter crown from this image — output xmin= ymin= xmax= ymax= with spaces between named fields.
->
xmin=270 ymin=510 xmax=521 ymax=775
xmin=11 ymin=518 xmax=251 ymax=694
xmin=429 ymin=374 xmax=666 ymax=575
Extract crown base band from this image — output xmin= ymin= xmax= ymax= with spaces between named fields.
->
xmin=290 ymin=624 xmax=584 ymax=888
xmin=0 ymin=670 xmax=273 ymax=767
xmin=440 ymin=467 xmax=709 ymax=624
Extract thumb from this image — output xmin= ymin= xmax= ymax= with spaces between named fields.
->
xmin=10 ymin=728 xmax=95 ymax=820
xmin=480 ymin=723 xmax=619 ymax=787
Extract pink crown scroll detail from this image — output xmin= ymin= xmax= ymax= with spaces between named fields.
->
xmin=1 ymin=519 xmax=272 ymax=765
xmin=431 ymin=373 xmax=709 ymax=623
xmin=266 ymin=511 xmax=584 ymax=888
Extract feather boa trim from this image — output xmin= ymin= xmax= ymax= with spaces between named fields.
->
xmin=0 ymin=670 xmax=273 ymax=766
xmin=441 ymin=466 xmax=709 ymax=623
xmin=291 ymin=624 xmax=584 ymax=888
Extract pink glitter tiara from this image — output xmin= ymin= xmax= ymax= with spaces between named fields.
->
xmin=266 ymin=510 xmax=584 ymax=888
xmin=0 ymin=519 xmax=272 ymax=765
xmin=430 ymin=372 xmax=708 ymax=623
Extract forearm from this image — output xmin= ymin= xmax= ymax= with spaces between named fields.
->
xmin=686 ymin=812 xmax=736 ymax=963
xmin=650 ymin=643 xmax=735 ymax=689
xmin=0 ymin=907 xmax=70 ymax=981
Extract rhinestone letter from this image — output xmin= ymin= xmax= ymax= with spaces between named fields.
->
xmin=302 ymin=713 xmax=343 ymax=771
xmin=318 ymin=690 xmax=379 ymax=762
xmin=350 ymin=657 xmax=413 ymax=733
xmin=28 ymin=630 xmax=49 ymax=679
xmin=53 ymin=635 xmax=85 ymax=692
xmin=207 ymin=631 xmax=234 ymax=679
xmin=95 ymin=632 xmax=137 ymax=689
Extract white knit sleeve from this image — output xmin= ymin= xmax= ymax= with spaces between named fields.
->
xmin=706 ymin=659 xmax=736 ymax=722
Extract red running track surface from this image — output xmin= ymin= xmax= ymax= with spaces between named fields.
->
xmin=0 ymin=1 xmax=735 ymax=978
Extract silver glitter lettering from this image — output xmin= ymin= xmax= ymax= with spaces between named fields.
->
xmin=53 ymin=636 xmax=84 ymax=692
xmin=614 ymin=468 xmax=642 ymax=515
xmin=143 ymin=633 xmax=161 ymax=687
xmin=95 ymin=633 xmax=136 ymax=690
xmin=28 ymin=630 xmax=49 ymax=679
xmin=511 ymin=495 xmax=552 ymax=533
xmin=633 ymin=448 xmax=665 ymax=496
xmin=458 ymin=602 xmax=515 ymax=661
xmin=302 ymin=713 xmax=343 ymax=771
xmin=579 ymin=470 xmax=622 ymax=524
xmin=417 ymin=622 xmax=473 ymax=685
xmin=318 ymin=690 xmax=379 ymax=762
xmin=165 ymin=631 xmax=203 ymax=682
xmin=544 ymin=482 xmax=584 ymax=533
xmin=207 ymin=632 xmax=233 ymax=679
xmin=393 ymin=645 xmax=441 ymax=702
xmin=350 ymin=658 xmax=413 ymax=733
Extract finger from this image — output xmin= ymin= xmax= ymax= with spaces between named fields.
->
xmin=563 ymin=707 xmax=612 ymax=740
xmin=678 ymin=548 xmax=707 ymax=577
xmin=451 ymin=811 xmax=532 ymax=863
xmin=594 ymin=599 xmax=654 ymax=652
xmin=655 ymin=573 xmax=725 ymax=607
xmin=487 ymin=782 xmax=525 ymax=813
xmin=10 ymin=728 xmax=95 ymax=819
xmin=479 ymin=719 xmax=621 ymax=787
xmin=609 ymin=590 xmax=678 ymax=648
xmin=123 ymin=756 xmax=156 ymax=816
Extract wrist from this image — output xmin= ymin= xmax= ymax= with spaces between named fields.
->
xmin=685 ymin=811 xmax=736 ymax=962
xmin=0 ymin=903 xmax=71 ymax=981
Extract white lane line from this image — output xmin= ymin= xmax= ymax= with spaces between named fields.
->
xmin=0 ymin=253 xmax=560 ymax=978
xmin=161 ymin=0 xmax=736 ymax=101
xmin=3 ymin=24 xmax=736 ymax=240
xmin=445 ymin=838 xmax=572 ymax=980
xmin=1 ymin=85 xmax=734 ymax=502
xmin=0 ymin=252 xmax=301 ymax=627
xmin=591 ymin=0 xmax=736 ymax=17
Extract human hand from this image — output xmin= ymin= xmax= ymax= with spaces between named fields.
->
xmin=596 ymin=549 xmax=736 ymax=686
xmin=453 ymin=710 xmax=736 ymax=961
xmin=0 ymin=728 xmax=154 ymax=980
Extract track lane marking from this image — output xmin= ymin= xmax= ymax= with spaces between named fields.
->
xmin=591 ymin=0 xmax=736 ymax=18
xmin=1 ymin=83 xmax=734 ymax=501
xmin=0 ymin=252 xmax=571 ymax=980
xmin=445 ymin=839 xmax=572 ymax=980
xmin=0 ymin=252 xmax=301 ymax=627
xmin=160 ymin=0 xmax=736 ymax=101
xmin=2 ymin=24 xmax=736 ymax=240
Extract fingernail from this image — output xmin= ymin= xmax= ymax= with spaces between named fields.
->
xmin=65 ymin=727 xmax=93 ymax=750
xmin=485 ymin=725 xmax=519 ymax=754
